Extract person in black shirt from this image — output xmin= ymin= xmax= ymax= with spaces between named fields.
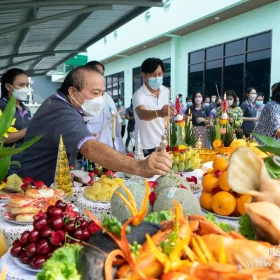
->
xmin=241 ymin=87 xmax=257 ymax=138
xmin=189 ymin=91 xmax=210 ymax=148
xmin=0 ymin=68 xmax=31 ymax=175
xmin=125 ymin=99 xmax=135 ymax=152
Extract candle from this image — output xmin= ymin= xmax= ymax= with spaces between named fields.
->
xmin=112 ymin=115 xmax=116 ymax=139
xmin=224 ymin=93 xmax=226 ymax=100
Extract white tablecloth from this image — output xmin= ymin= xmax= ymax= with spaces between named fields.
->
xmin=0 ymin=250 xmax=37 ymax=280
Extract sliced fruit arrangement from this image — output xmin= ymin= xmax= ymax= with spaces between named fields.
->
xmin=84 ymin=174 xmax=125 ymax=202
xmin=200 ymin=156 xmax=252 ymax=217
xmin=171 ymin=145 xmax=202 ymax=172
xmin=10 ymin=200 xmax=100 ymax=270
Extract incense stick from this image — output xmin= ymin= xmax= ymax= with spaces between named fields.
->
xmin=215 ymin=84 xmax=220 ymax=100
xmin=94 ymin=110 xmax=120 ymax=137
xmin=168 ymin=89 xmax=171 ymax=148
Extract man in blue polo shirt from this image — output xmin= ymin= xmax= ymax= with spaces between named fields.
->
xmin=19 ymin=66 xmax=172 ymax=186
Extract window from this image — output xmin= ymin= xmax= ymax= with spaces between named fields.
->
xmin=188 ymin=31 xmax=272 ymax=102
xmin=133 ymin=67 xmax=143 ymax=94
xmin=132 ymin=58 xmax=171 ymax=93
xmin=105 ymin=71 xmax=125 ymax=103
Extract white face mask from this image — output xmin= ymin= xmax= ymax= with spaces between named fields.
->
xmin=10 ymin=85 xmax=29 ymax=101
xmin=195 ymin=97 xmax=202 ymax=104
xmin=211 ymin=97 xmax=216 ymax=103
xmin=227 ymin=100 xmax=234 ymax=107
xmin=71 ymin=91 xmax=104 ymax=117
xmin=249 ymin=94 xmax=257 ymax=102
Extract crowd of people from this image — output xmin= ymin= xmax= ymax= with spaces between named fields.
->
xmin=180 ymin=83 xmax=280 ymax=147
xmin=0 ymin=57 xmax=279 ymax=181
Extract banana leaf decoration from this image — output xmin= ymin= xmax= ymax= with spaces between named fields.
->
xmin=170 ymin=123 xmax=177 ymax=150
xmin=184 ymin=121 xmax=198 ymax=148
xmin=253 ymin=133 xmax=280 ymax=179
xmin=0 ymin=94 xmax=42 ymax=182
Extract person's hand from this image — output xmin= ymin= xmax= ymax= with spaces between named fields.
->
xmin=137 ymin=151 xmax=172 ymax=177
xmin=196 ymin=117 xmax=205 ymax=123
xmin=159 ymin=105 xmax=177 ymax=117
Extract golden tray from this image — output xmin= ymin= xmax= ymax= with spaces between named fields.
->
xmin=194 ymin=148 xmax=218 ymax=163
xmin=214 ymin=147 xmax=233 ymax=155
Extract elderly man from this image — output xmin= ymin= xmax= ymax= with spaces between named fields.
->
xmin=19 ymin=66 xmax=172 ymax=186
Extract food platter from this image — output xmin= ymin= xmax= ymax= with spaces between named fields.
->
xmin=3 ymin=214 xmax=33 ymax=225
xmin=12 ymin=255 xmax=42 ymax=273
xmin=201 ymin=207 xmax=239 ymax=220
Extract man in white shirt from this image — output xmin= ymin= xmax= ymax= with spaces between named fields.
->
xmin=133 ymin=58 xmax=176 ymax=157
xmin=85 ymin=61 xmax=124 ymax=153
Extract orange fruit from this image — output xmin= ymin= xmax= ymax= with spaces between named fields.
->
xmin=237 ymin=194 xmax=252 ymax=215
xmin=200 ymin=191 xmax=213 ymax=211
xmin=207 ymin=168 xmax=214 ymax=174
xmin=211 ymin=191 xmax=236 ymax=216
xmin=213 ymin=157 xmax=228 ymax=172
xmin=202 ymin=174 xmax=219 ymax=192
xmin=231 ymin=197 xmax=240 ymax=217
xmin=218 ymin=171 xmax=231 ymax=191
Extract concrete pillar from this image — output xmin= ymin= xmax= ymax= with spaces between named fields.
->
xmin=123 ymin=57 xmax=133 ymax=107
xmin=170 ymin=36 xmax=182 ymax=99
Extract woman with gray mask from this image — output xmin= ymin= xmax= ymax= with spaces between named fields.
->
xmin=0 ymin=68 xmax=32 ymax=175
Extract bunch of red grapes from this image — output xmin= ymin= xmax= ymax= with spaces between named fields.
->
xmin=10 ymin=200 xmax=100 ymax=269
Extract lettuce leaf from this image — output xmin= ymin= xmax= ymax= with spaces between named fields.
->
xmin=144 ymin=211 xmax=171 ymax=224
xmin=238 ymin=214 xmax=256 ymax=240
xmin=205 ymin=213 xmax=235 ymax=233
xmin=37 ymin=244 xmax=82 ymax=280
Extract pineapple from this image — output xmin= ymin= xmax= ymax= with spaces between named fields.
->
xmin=184 ymin=121 xmax=198 ymax=148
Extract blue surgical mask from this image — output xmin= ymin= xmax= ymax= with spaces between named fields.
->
xmin=187 ymin=102 xmax=192 ymax=107
xmin=255 ymin=100 xmax=263 ymax=107
xmin=147 ymin=77 xmax=163 ymax=90
xmin=180 ymin=98 xmax=183 ymax=103
xmin=117 ymin=101 xmax=123 ymax=106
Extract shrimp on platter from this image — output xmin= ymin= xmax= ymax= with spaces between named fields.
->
xmin=84 ymin=180 xmax=280 ymax=280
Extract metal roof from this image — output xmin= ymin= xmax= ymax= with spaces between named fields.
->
xmin=0 ymin=0 xmax=163 ymax=76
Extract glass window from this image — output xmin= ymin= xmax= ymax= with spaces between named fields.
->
xmin=225 ymin=39 xmax=245 ymax=57
xmin=163 ymin=58 xmax=171 ymax=70
xmin=190 ymin=50 xmax=204 ymax=64
xmin=105 ymin=72 xmax=125 ymax=103
xmin=112 ymin=75 xmax=119 ymax=99
xmin=247 ymin=32 xmax=272 ymax=52
xmin=246 ymin=50 xmax=271 ymax=101
xmin=133 ymin=77 xmax=142 ymax=93
xmin=206 ymin=45 xmax=223 ymax=61
xmin=188 ymin=31 xmax=271 ymax=102
xmin=133 ymin=67 xmax=141 ymax=76
xmin=106 ymin=76 xmax=112 ymax=96
xmin=163 ymin=58 xmax=171 ymax=88
xmin=224 ymin=55 xmax=244 ymax=100
xmin=204 ymin=60 xmax=222 ymax=96
xmin=188 ymin=63 xmax=203 ymax=96
xmin=119 ymin=72 xmax=125 ymax=102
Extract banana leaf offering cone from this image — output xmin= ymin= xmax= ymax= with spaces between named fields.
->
xmin=54 ymin=135 xmax=73 ymax=196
